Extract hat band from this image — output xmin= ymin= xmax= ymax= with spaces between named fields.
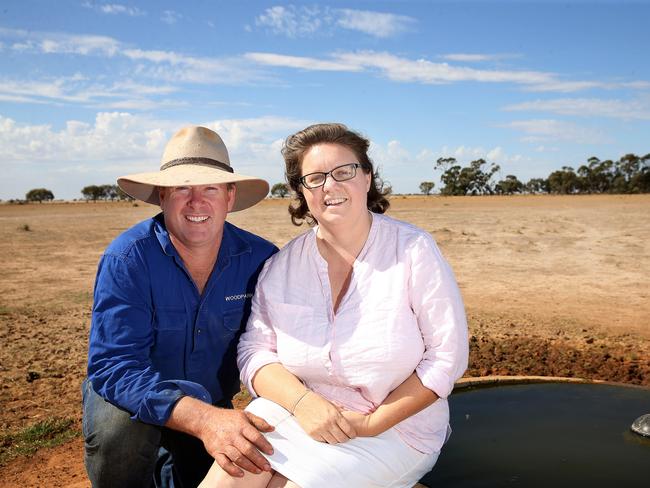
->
xmin=160 ymin=157 xmax=234 ymax=173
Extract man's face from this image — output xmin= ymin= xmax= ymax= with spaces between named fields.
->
xmin=159 ymin=184 xmax=236 ymax=252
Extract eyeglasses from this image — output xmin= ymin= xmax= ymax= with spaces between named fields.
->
xmin=299 ymin=163 xmax=363 ymax=189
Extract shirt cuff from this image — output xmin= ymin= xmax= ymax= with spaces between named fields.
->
xmin=241 ymin=352 xmax=281 ymax=397
xmin=415 ymin=364 xmax=455 ymax=400
xmin=135 ymin=380 xmax=213 ymax=425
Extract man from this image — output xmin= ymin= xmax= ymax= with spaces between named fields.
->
xmin=83 ymin=126 xmax=278 ymax=487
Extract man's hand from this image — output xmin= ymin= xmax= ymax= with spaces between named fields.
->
xmin=199 ymin=408 xmax=275 ymax=477
xmin=166 ymin=396 xmax=274 ymax=478
xmin=292 ymin=391 xmax=357 ymax=444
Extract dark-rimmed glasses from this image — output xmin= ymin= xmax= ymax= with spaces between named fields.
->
xmin=299 ymin=163 xmax=363 ymax=189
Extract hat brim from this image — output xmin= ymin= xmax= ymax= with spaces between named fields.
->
xmin=117 ymin=164 xmax=269 ymax=212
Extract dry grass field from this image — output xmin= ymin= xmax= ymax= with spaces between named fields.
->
xmin=1 ymin=194 xmax=649 ymax=486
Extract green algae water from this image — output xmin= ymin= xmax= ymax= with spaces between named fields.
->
xmin=421 ymin=382 xmax=650 ymax=487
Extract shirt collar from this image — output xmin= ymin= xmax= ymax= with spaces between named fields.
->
xmin=220 ymin=221 xmax=252 ymax=258
xmin=153 ymin=213 xmax=251 ymax=258
xmin=153 ymin=213 xmax=176 ymax=257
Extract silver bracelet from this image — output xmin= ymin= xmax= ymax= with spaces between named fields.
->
xmin=290 ymin=389 xmax=311 ymax=414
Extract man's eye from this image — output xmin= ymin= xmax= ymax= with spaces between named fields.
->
xmin=174 ymin=186 xmax=191 ymax=194
xmin=204 ymin=187 xmax=219 ymax=195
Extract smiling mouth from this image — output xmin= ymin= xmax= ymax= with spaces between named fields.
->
xmin=185 ymin=215 xmax=209 ymax=223
xmin=324 ymin=197 xmax=347 ymax=206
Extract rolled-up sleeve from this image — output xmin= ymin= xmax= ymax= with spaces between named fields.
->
xmin=237 ymin=262 xmax=281 ymax=396
xmin=88 ymin=253 xmax=210 ymax=425
xmin=409 ymin=234 xmax=469 ymax=399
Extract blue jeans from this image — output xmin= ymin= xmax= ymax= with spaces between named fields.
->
xmin=82 ymin=379 xmax=214 ymax=488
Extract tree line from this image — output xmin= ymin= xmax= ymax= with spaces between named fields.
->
xmin=79 ymin=184 xmax=134 ymax=202
xmin=18 ymin=184 xmax=134 ymax=203
xmin=24 ymin=183 xmax=291 ymax=202
xmin=423 ymin=153 xmax=650 ymax=196
xmin=15 ymin=153 xmax=650 ymax=203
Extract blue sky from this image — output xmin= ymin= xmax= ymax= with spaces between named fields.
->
xmin=1 ymin=0 xmax=649 ymax=200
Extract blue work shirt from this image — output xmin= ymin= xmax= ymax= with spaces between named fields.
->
xmin=87 ymin=213 xmax=277 ymax=426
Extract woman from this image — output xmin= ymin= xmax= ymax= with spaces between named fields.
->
xmin=200 ymin=123 xmax=468 ymax=487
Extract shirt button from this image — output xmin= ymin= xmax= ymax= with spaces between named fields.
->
xmin=197 ymin=329 xmax=202 ymax=334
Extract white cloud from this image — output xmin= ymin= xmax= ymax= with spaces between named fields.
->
xmin=2 ymin=27 xmax=647 ymax=99
xmin=621 ymin=81 xmax=650 ymax=90
xmin=0 ymin=76 xmax=180 ymax=108
xmin=335 ymin=9 xmax=416 ymax=38
xmin=0 ymin=113 xmax=314 ymax=198
xmin=244 ymin=52 xmax=361 ymax=72
xmin=40 ymin=34 xmax=120 ymax=56
xmin=502 ymin=119 xmax=610 ymax=144
xmin=336 ymin=51 xmax=556 ymax=85
xmin=254 ymin=5 xmax=415 ymax=38
xmin=249 ymin=50 xmax=558 ymax=87
xmin=436 ymin=145 xmax=523 ymax=164
xmin=1 ymin=29 xmax=265 ymax=86
xmin=523 ymin=80 xmax=603 ymax=92
xmin=246 ymin=49 xmax=650 ymax=93
xmin=205 ymin=116 xmax=310 ymax=168
xmin=100 ymin=3 xmax=145 ymax=16
xmin=98 ymin=98 xmax=187 ymax=110
xmin=441 ymin=53 xmax=518 ymax=62
xmin=0 ymin=93 xmax=49 ymax=104
xmin=1 ymin=28 xmax=121 ymax=56
xmin=370 ymin=140 xmax=523 ymax=169
xmin=247 ymin=49 xmax=562 ymax=87
xmin=0 ymin=28 xmax=267 ymax=89
xmin=128 ymin=52 xmax=269 ymax=85
xmin=123 ymin=48 xmax=195 ymax=65
xmin=255 ymin=5 xmax=325 ymax=38
xmin=161 ymin=10 xmax=182 ymax=25
xmin=523 ymin=80 xmax=650 ymax=93
xmin=367 ymin=140 xmax=434 ymax=191
xmin=0 ymin=77 xmax=90 ymax=104
xmin=366 ymin=140 xmax=529 ymax=194
xmin=486 ymin=147 xmax=505 ymax=161
xmin=535 ymin=145 xmax=560 ymax=153
xmin=10 ymin=41 xmax=35 ymax=51
xmin=0 ymin=114 xmax=536 ymax=198
xmin=82 ymin=2 xmax=145 ymax=16
xmin=504 ymin=97 xmax=650 ymax=120
xmin=369 ymin=139 xmax=412 ymax=167
xmin=0 ymin=112 xmax=174 ymax=167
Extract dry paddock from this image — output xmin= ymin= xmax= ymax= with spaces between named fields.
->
xmin=0 ymin=194 xmax=648 ymax=486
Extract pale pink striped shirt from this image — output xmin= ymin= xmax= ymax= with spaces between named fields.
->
xmin=237 ymin=213 xmax=469 ymax=453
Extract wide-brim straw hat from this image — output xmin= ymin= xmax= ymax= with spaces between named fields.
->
xmin=117 ymin=126 xmax=269 ymax=212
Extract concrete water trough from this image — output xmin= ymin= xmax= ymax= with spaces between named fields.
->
xmin=419 ymin=376 xmax=650 ymax=487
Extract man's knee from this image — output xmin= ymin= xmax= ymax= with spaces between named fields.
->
xmin=83 ymin=379 xmax=161 ymax=486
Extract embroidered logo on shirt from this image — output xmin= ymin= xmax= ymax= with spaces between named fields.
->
xmin=225 ymin=293 xmax=253 ymax=301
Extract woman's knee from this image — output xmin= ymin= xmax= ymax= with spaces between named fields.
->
xmin=198 ymin=460 xmax=274 ymax=488
xmin=268 ymin=472 xmax=301 ymax=488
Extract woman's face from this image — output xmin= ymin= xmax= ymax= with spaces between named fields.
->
xmin=300 ymin=143 xmax=371 ymax=227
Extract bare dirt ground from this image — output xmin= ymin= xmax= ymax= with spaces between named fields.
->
xmin=1 ymin=194 xmax=648 ymax=487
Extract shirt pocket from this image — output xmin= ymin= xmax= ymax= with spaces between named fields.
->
xmin=267 ymin=302 xmax=316 ymax=369
xmin=222 ymin=308 xmax=245 ymax=333
xmin=151 ymin=309 xmax=187 ymax=373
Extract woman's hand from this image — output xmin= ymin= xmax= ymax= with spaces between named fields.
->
xmin=292 ymin=391 xmax=357 ymax=444
xmin=340 ymin=410 xmax=378 ymax=437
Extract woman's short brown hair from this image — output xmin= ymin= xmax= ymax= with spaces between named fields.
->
xmin=282 ymin=123 xmax=390 ymax=226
